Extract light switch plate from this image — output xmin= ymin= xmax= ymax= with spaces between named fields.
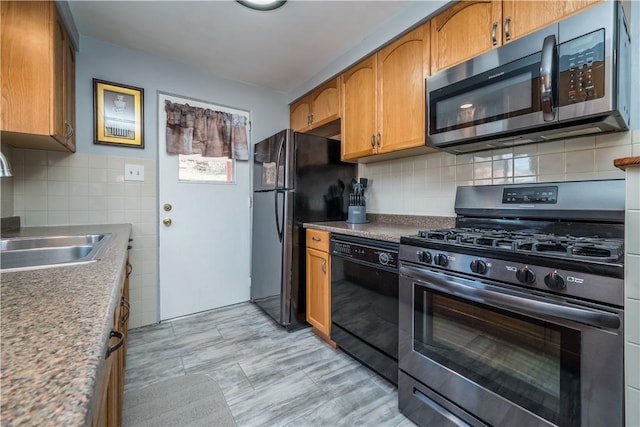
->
xmin=124 ymin=164 xmax=145 ymax=181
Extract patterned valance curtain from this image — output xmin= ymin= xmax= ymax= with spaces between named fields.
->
xmin=164 ymin=101 xmax=249 ymax=161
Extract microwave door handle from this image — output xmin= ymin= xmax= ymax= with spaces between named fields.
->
xmin=540 ymin=34 xmax=557 ymax=121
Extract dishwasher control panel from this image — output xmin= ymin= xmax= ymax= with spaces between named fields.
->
xmin=331 ymin=238 xmax=398 ymax=269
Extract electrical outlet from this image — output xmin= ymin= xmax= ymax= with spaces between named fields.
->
xmin=124 ymin=164 xmax=145 ymax=181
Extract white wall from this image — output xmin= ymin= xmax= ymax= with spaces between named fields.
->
xmin=287 ymin=1 xmax=447 ymax=102
xmin=76 ymin=37 xmax=287 ymax=158
xmin=10 ymin=36 xmax=288 ymax=328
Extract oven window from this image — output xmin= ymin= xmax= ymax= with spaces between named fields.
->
xmin=413 ymin=287 xmax=580 ymax=426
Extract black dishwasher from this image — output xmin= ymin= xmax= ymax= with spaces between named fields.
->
xmin=330 ymin=235 xmax=399 ymax=385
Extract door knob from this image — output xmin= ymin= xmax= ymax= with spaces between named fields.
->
xmin=163 ymin=203 xmax=172 ymax=211
xmin=163 ymin=218 xmax=172 ymax=226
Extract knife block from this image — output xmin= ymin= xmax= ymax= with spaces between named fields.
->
xmin=346 ymin=205 xmax=367 ymax=224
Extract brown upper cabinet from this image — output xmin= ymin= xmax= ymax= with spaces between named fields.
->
xmin=340 ymin=55 xmax=377 ymax=160
xmin=341 ymin=24 xmax=431 ymax=161
xmin=1 ymin=1 xmax=76 ymax=152
xmin=290 ymin=77 xmax=340 ymax=133
xmin=430 ymin=1 xmax=502 ymax=75
xmin=501 ymin=0 xmax=602 ymax=42
xmin=430 ymin=0 xmax=601 ymax=75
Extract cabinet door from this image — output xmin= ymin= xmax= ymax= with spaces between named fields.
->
xmin=290 ymin=94 xmax=312 ymax=132
xmin=106 ymin=302 xmax=122 ymax=427
xmin=1 ymin=1 xmax=75 ymax=152
xmin=91 ymin=356 xmax=112 ymax=427
xmin=310 ymin=77 xmax=340 ymax=128
xmin=377 ymin=24 xmax=430 ymax=154
xmin=52 ymin=10 xmax=66 ymax=143
xmin=63 ymin=33 xmax=76 ymax=151
xmin=341 ymin=55 xmax=377 ymax=161
xmin=431 ymin=0 xmax=502 ymax=74
xmin=502 ymin=0 xmax=601 ymax=43
xmin=0 ymin=1 xmax=51 ymax=135
xmin=306 ymin=247 xmax=330 ymax=336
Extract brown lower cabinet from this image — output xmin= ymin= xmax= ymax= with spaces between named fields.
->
xmin=305 ymin=229 xmax=336 ymax=347
xmin=92 ymin=257 xmax=130 ymax=427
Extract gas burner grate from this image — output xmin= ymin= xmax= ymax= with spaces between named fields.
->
xmin=415 ymin=228 xmax=624 ymax=263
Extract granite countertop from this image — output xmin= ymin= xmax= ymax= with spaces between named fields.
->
xmin=304 ymin=214 xmax=456 ymax=243
xmin=1 ymin=223 xmax=132 ymax=426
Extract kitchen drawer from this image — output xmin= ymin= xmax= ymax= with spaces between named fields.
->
xmin=306 ymin=229 xmax=329 ymax=252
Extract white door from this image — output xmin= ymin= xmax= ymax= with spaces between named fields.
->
xmin=158 ymin=92 xmax=251 ymax=320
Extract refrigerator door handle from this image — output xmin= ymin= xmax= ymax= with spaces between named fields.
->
xmin=274 ymin=136 xmax=285 ymax=242
xmin=274 ymin=135 xmax=285 ymax=191
xmin=274 ymin=190 xmax=284 ymax=242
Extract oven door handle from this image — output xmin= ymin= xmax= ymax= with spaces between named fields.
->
xmin=400 ymin=265 xmax=621 ymax=330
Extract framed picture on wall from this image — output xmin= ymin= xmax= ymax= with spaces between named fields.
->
xmin=93 ymin=79 xmax=144 ymax=148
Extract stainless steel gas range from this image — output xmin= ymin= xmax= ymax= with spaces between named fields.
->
xmin=398 ymin=180 xmax=625 ymax=427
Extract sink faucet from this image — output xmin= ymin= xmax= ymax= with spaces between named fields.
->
xmin=0 ymin=151 xmax=12 ymax=177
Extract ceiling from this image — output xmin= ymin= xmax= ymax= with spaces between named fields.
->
xmin=68 ymin=1 xmax=428 ymax=96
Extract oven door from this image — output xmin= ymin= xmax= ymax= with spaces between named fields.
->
xmin=399 ymin=263 xmax=623 ymax=427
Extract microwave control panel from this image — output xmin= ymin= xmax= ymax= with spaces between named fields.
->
xmin=558 ymin=29 xmax=605 ymax=105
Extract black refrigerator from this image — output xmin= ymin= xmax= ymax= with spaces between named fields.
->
xmin=251 ymin=129 xmax=355 ymax=329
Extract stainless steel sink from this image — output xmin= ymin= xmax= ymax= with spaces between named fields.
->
xmin=0 ymin=234 xmax=112 ymax=271
xmin=0 ymin=234 xmax=106 ymax=251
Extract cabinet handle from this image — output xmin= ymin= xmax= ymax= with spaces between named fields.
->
xmin=105 ymin=330 xmax=124 ymax=359
xmin=64 ymin=121 xmax=74 ymax=139
xmin=370 ymin=134 xmax=376 ymax=148
xmin=376 ymin=132 xmax=381 ymax=148
xmin=504 ymin=16 xmax=511 ymax=41
xmin=310 ymin=113 xmax=314 ymax=125
xmin=126 ymin=261 xmax=133 ymax=278
xmin=120 ymin=297 xmax=130 ymax=326
xmin=312 ymin=236 xmax=322 ymax=242
xmin=491 ymin=21 xmax=498 ymax=46
xmin=321 ymin=259 xmax=327 ymax=274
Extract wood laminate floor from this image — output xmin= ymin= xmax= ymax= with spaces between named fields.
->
xmin=124 ymin=302 xmax=414 ymax=427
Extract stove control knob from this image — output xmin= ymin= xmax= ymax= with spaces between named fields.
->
xmin=516 ymin=267 xmax=536 ymax=284
xmin=544 ymin=271 xmax=566 ymax=290
xmin=470 ymin=259 xmax=487 ymax=274
xmin=434 ymin=253 xmax=449 ymax=267
xmin=379 ymin=252 xmax=391 ymax=265
xmin=418 ymin=250 xmax=432 ymax=264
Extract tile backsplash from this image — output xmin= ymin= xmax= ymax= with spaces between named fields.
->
xmin=8 ymin=148 xmax=158 ymax=328
xmin=360 ymin=131 xmax=639 ymax=216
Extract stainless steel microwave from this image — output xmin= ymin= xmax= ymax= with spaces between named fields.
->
xmin=426 ymin=2 xmax=630 ymax=154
